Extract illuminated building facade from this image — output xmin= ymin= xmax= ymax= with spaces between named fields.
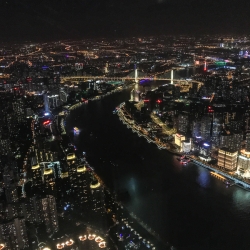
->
xmin=211 ymin=115 xmax=223 ymax=147
xmin=220 ymin=131 xmax=242 ymax=152
xmin=90 ymin=178 xmax=106 ymax=229
xmin=174 ymin=133 xmax=185 ymax=148
xmin=41 ymin=195 xmax=59 ymax=234
xmin=218 ymin=147 xmax=238 ymax=171
xmin=12 ymin=98 xmax=26 ymax=124
xmin=31 ymin=164 xmax=43 ymax=191
xmin=48 ymin=94 xmax=60 ymax=108
xmin=75 ymin=165 xmax=91 ymax=209
xmin=181 ymin=140 xmax=192 ymax=153
xmin=177 ymin=112 xmax=189 ymax=134
xmin=200 ymin=115 xmax=212 ymax=140
xmin=237 ymin=153 xmax=250 ymax=178
xmin=43 ymin=168 xmax=55 ymax=194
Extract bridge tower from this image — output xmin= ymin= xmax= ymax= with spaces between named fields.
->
xmin=134 ymin=64 xmax=138 ymax=83
xmin=171 ymin=69 xmax=174 ymax=84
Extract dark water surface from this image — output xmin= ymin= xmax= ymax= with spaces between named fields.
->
xmin=66 ymin=73 xmax=250 ymax=250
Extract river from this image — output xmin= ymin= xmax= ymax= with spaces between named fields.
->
xmin=66 ymin=68 xmax=250 ymax=250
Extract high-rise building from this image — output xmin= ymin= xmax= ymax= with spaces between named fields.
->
xmin=0 ymin=218 xmax=29 ymax=250
xmin=24 ymin=196 xmax=43 ymax=223
xmin=75 ymin=165 xmax=91 ymax=209
xmin=218 ymin=147 xmax=238 ymax=171
xmin=43 ymin=168 xmax=55 ymax=194
xmin=41 ymin=195 xmax=59 ymax=234
xmin=200 ymin=115 xmax=212 ymax=140
xmin=31 ymin=164 xmax=43 ymax=191
xmin=211 ymin=114 xmax=223 ymax=147
xmin=12 ymin=98 xmax=26 ymax=124
xmin=48 ymin=94 xmax=60 ymax=108
xmin=237 ymin=154 xmax=250 ymax=178
xmin=3 ymin=172 xmax=18 ymax=203
xmin=177 ymin=112 xmax=189 ymax=134
xmin=90 ymin=178 xmax=106 ymax=229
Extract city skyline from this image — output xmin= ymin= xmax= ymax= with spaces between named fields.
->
xmin=2 ymin=35 xmax=250 ymax=249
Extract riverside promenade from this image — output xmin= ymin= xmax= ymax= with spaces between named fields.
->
xmin=116 ymin=102 xmax=250 ymax=192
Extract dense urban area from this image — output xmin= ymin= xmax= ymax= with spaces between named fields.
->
xmin=1 ymin=35 xmax=250 ymax=249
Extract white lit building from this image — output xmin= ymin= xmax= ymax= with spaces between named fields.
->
xmin=174 ymin=134 xmax=185 ymax=150
xmin=181 ymin=139 xmax=192 ymax=153
xmin=218 ymin=147 xmax=238 ymax=171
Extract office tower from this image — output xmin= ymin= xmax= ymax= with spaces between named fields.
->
xmin=3 ymin=171 xmax=18 ymax=203
xmin=90 ymin=178 xmax=106 ymax=229
xmin=24 ymin=196 xmax=43 ymax=223
xmin=31 ymin=164 xmax=43 ymax=192
xmin=66 ymin=153 xmax=76 ymax=166
xmin=75 ymin=165 xmax=91 ymax=209
xmin=211 ymin=114 xmax=223 ymax=147
xmin=43 ymin=93 xmax=49 ymax=113
xmin=48 ymin=94 xmax=60 ymax=108
xmin=192 ymin=120 xmax=201 ymax=139
xmin=237 ymin=154 xmax=250 ymax=176
xmin=177 ymin=112 xmax=189 ymax=134
xmin=12 ymin=97 xmax=26 ymax=124
xmin=68 ymin=162 xmax=78 ymax=190
xmin=246 ymin=133 xmax=250 ymax=152
xmin=200 ymin=115 xmax=212 ymax=140
xmin=0 ymin=218 xmax=29 ymax=250
xmin=41 ymin=195 xmax=59 ymax=234
xmin=218 ymin=148 xmax=238 ymax=171
xmin=43 ymin=168 xmax=55 ymax=194
xmin=231 ymin=131 xmax=243 ymax=152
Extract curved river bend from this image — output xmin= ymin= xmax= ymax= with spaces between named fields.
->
xmin=66 ymin=85 xmax=250 ymax=250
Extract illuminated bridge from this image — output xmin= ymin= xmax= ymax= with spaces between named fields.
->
xmin=60 ymin=74 xmax=204 ymax=90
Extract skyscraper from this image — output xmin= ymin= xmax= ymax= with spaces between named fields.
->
xmin=31 ymin=163 xmax=43 ymax=192
xmin=75 ymin=165 xmax=91 ymax=210
xmin=90 ymin=178 xmax=106 ymax=229
xmin=41 ymin=195 xmax=59 ymax=234
xmin=12 ymin=97 xmax=26 ymax=124
xmin=200 ymin=115 xmax=212 ymax=140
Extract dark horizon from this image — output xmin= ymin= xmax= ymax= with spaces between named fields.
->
xmin=0 ymin=0 xmax=249 ymax=43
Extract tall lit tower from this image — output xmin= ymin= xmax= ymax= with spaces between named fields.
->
xmin=43 ymin=93 xmax=49 ymax=113
xmin=171 ymin=69 xmax=174 ymax=84
xmin=204 ymin=61 xmax=207 ymax=71
xmin=134 ymin=64 xmax=138 ymax=83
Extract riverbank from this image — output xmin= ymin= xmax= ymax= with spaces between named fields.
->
xmin=116 ymin=101 xmax=250 ymax=192
xmin=62 ymin=85 xmax=172 ymax=249
xmin=116 ymin=102 xmax=181 ymax=156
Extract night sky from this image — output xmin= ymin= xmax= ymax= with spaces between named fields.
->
xmin=0 ymin=0 xmax=249 ymax=42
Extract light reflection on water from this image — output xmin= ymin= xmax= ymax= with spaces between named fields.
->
xmin=67 ymin=75 xmax=250 ymax=249
xmin=196 ymin=167 xmax=211 ymax=188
